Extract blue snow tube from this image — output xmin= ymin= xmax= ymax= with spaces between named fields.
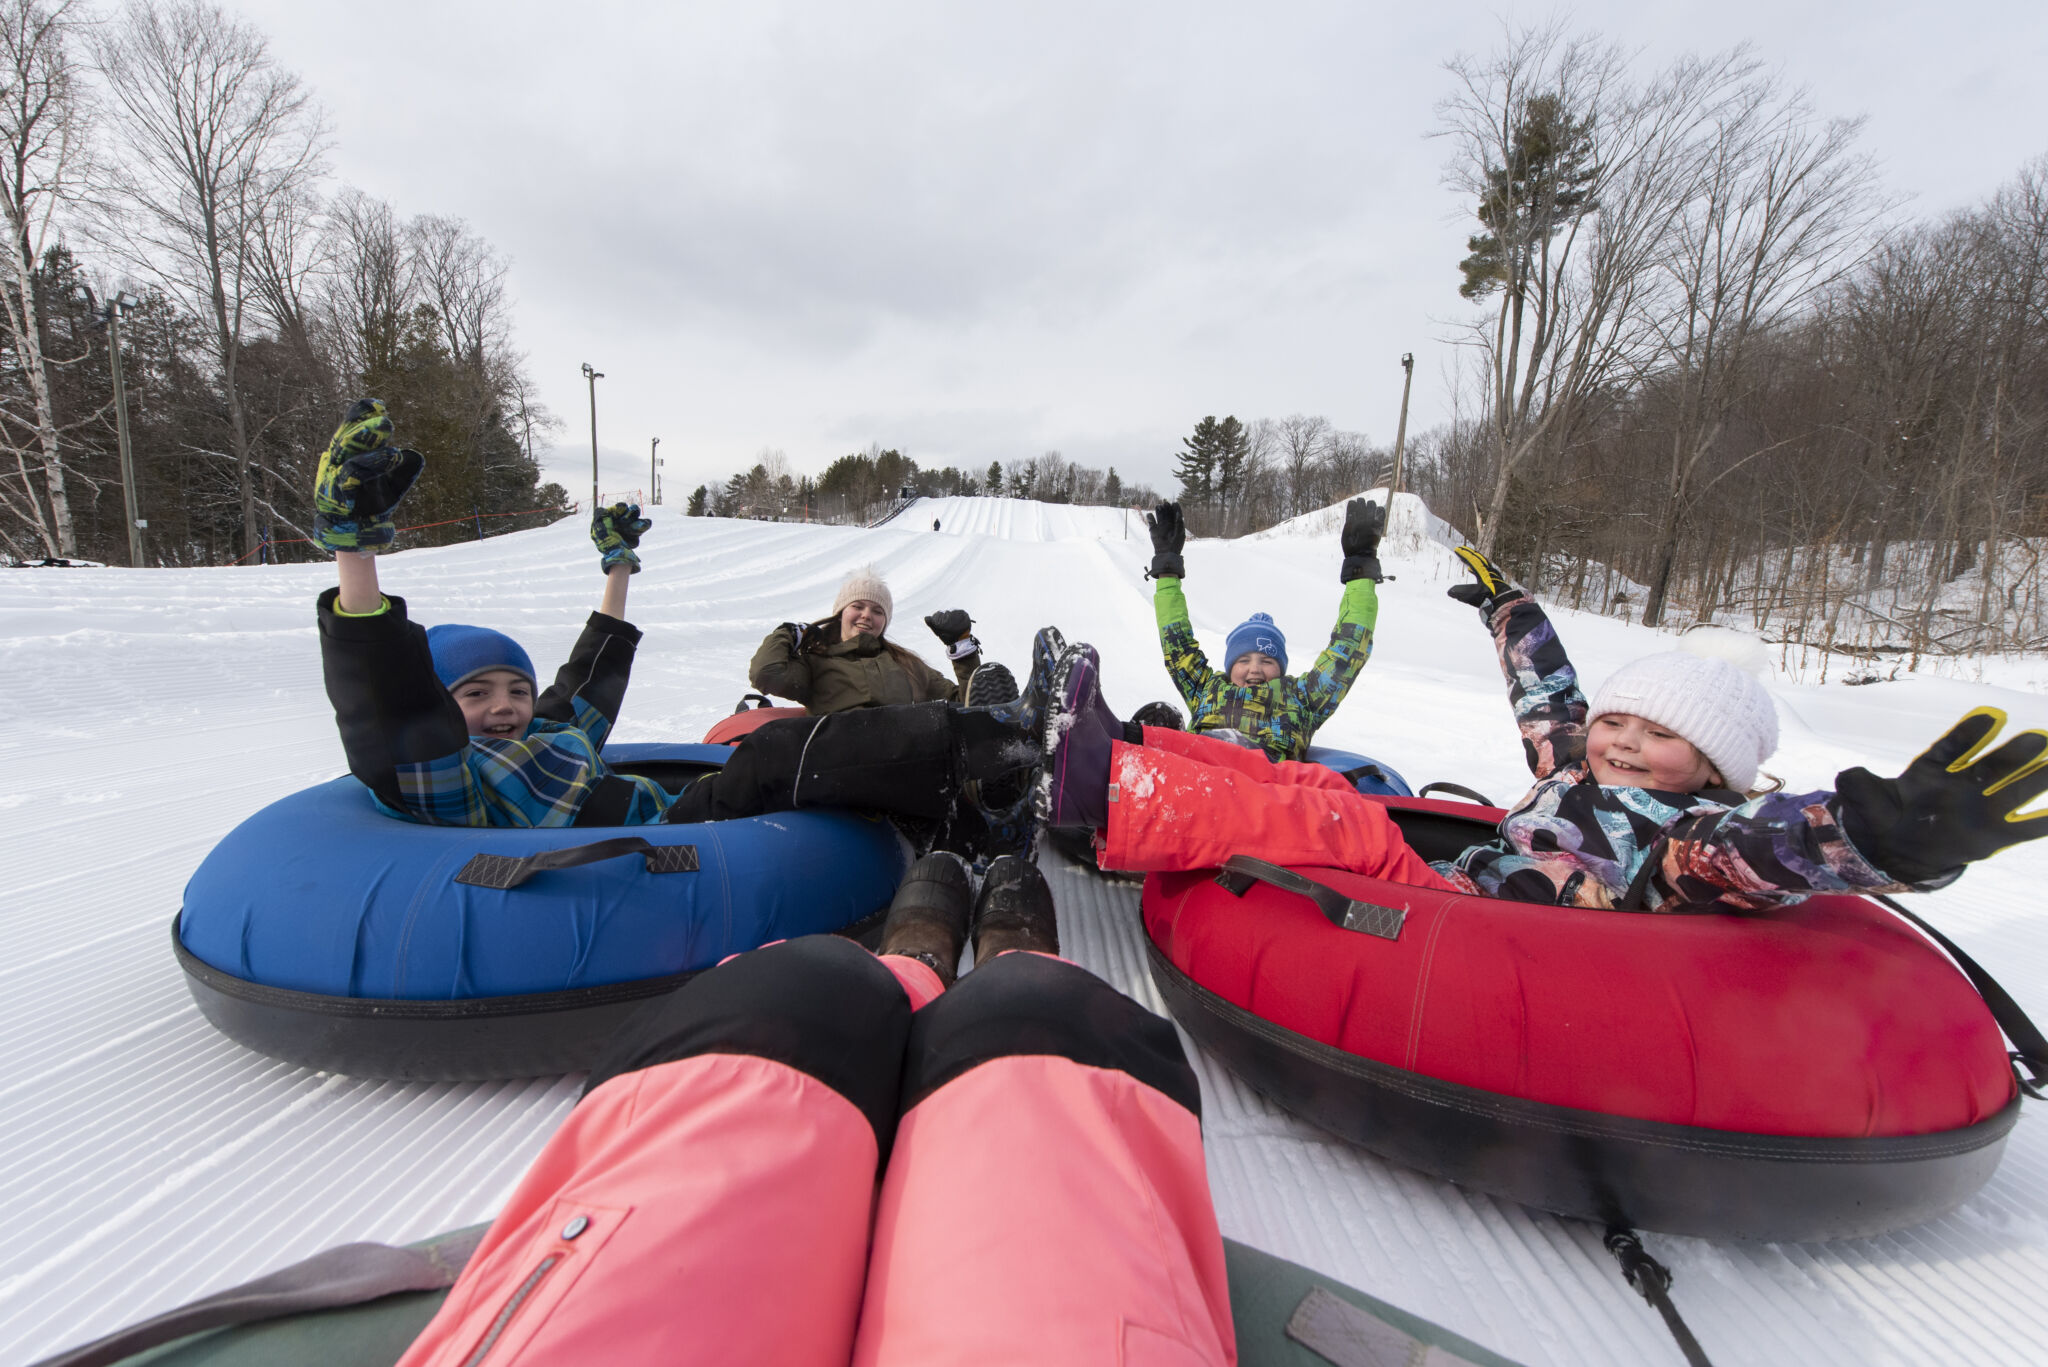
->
xmin=1304 ymin=746 xmax=1413 ymax=797
xmin=175 ymin=743 xmax=908 ymax=1081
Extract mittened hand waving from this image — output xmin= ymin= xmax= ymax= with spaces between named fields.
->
xmin=1446 ymin=546 xmax=1523 ymax=618
xmin=1146 ymin=502 xmax=1186 ymax=580
xmin=1836 ymin=708 xmax=2048 ymax=885
xmin=1340 ymin=498 xmax=1387 ymax=583
xmin=925 ymin=609 xmax=982 ymax=661
xmin=591 ymin=502 xmax=651 ymax=573
xmin=314 ymin=398 xmax=425 ymax=554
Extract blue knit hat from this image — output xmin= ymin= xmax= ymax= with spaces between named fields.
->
xmin=426 ymin=623 xmax=536 ymax=691
xmin=1224 ymin=613 xmax=1288 ymax=675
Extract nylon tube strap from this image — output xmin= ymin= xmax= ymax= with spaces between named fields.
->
xmin=455 ymin=837 xmax=699 ymax=891
xmin=1875 ymin=893 xmax=2048 ymax=1099
xmin=1605 ymin=1228 xmax=1715 ymax=1367
xmin=1215 ymin=856 xmax=1406 ymax=940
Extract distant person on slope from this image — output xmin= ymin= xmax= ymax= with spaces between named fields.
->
xmin=314 ymin=399 xmax=674 ymax=827
xmin=1026 ymin=552 xmax=2048 ymax=913
xmin=1139 ymin=497 xmax=1387 ymax=761
xmin=749 ymin=566 xmax=1007 ymax=713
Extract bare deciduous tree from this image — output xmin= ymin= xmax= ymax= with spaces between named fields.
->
xmin=93 ymin=0 xmax=326 ymax=559
xmin=1638 ymin=75 xmax=1883 ymax=624
xmin=0 ymin=0 xmax=88 ymax=557
xmin=1439 ymin=25 xmax=1738 ymax=553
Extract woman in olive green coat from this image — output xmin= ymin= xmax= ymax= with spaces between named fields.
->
xmin=750 ymin=565 xmax=984 ymax=714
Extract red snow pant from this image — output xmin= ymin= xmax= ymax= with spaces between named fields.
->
xmin=395 ymin=935 xmax=1236 ymax=1366
xmin=1100 ymin=727 xmax=1457 ymax=891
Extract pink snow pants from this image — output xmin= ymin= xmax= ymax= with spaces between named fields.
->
xmin=1100 ymin=727 xmax=1457 ymax=891
xmin=395 ymin=935 xmax=1236 ymax=1366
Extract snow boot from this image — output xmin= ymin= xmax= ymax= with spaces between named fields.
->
xmin=974 ymin=626 xmax=1066 ymax=739
xmin=1131 ymin=700 xmax=1184 ymax=732
xmin=964 ymin=661 xmax=1017 ymax=708
xmin=969 ymin=625 xmax=1067 ymax=819
xmin=1040 ymin=644 xmax=1121 ymax=830
xmin=877 ymin=852 xmax=974 ymax=987
xmin=971 ymin=855 xmax=1060 ymax=961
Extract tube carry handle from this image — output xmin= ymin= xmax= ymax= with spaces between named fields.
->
xmin=455 ymin=837 xmax=699 ymax=891
xmin=1215 ymin=855 xmax=1406 ymax=941
xmin=1417 ymin=781 xmax=1496 ymax=807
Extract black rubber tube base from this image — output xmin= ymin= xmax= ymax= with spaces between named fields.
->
xmin=1146 ymin=934 xmax=2018 ymax=1242
xmin=174 ymin=923 xmax=697 ymax=1082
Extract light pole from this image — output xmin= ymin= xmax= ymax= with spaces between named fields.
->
xmin=581 ymin=362 xmax=604 ymax=513
xmin=74 ymin=285 xmax=146 ymax=566
xmin=650 ymin=436 xmax=661 ymax=505
xmin=1390 ymin=352 xmax=1415 ymax=497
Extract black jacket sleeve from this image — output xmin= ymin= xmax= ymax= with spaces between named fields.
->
xmin=317 ymin=588 xmax=469 ymax=811
xmin=533 ymin=611 xmax=644 ymax=731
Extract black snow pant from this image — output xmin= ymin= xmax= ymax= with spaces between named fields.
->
xmin=663 ymin=701 xmax=1028 ymax=825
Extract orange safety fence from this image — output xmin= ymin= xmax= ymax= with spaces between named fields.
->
xmin=227 ymin=505 xmax=575 ymax=566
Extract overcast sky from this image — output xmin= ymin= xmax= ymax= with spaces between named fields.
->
xmin=231 ymin=0 xmax=2048 ymax=505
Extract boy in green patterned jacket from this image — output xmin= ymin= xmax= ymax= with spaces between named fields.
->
xmin=1141 ymin=498 xmax=1385 ymax=763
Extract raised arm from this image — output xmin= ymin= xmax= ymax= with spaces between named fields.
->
xmin=750 ymin=623 xmax=817 ymax=705
xmin=924 ymin=609 xmax=984 ymax=687
xmin=1293 ymin=499 xmax=1387 ymax=726
xmin=1448 ymin=547 xmax=1585 ymax=779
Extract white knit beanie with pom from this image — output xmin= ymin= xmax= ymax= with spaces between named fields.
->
xmin=831 ymin=565 xmax=893 ymax=622
xmin=1587 ymin=631 xmax=1779 ymax=791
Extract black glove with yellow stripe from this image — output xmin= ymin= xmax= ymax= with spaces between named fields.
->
xmin=1446 ymin=545 xmax=1522 ymax=618
xmin=313 ymin=399 xmax=424 ymax=554
xmin=1836 ymin=708 xmax=2048 ymax=885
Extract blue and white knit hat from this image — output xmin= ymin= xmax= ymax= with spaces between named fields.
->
xmin=1224 ymin=613 xmax=1288 ymax=674
xmin=426 ymin=623 xmax=537 ymax=691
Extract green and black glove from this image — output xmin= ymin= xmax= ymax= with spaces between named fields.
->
xmin=313 ymin=399 xmax=425 ymax=554
xmin=1836 ymin=707 xmax=2048 ymax=885
xmin=1146 ymin=502 xmax=1186 ymax=580
xmin=592 ymin=502 xmax=651 ymax=573
xmin=1340 ymin=498 xmax=1386 ymax=583
xmin=1446 ymin=545 xmax=1523 ymax=618
xmin=925 ymin=609 xmax=981 ymax=661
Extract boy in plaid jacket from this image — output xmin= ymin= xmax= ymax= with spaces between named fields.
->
xmin=313 ymin=399 xmax=668 ymax=827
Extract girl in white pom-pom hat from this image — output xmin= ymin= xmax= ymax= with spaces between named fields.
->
xmin=1429 ymin=545 xmax=2048 ymax=911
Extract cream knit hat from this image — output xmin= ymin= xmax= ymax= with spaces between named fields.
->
xmin=831 ymin=565 xmax=893 ymax=622
xmin=1587 ymin=643 xmax=1778 ymax=792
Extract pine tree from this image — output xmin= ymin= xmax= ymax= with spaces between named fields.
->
xmin=686 ymin=485 xmax=708 ymax=516
xmin=1174 ymin=416 xmax=1222 ymax=503
xmin=1104 ymin=467 xmax=1123 ymax=504
xmin=1214 ymin=416 xmax=1249 ymax=508
xmin=986 ymin=460 xmax=1004 ymax=497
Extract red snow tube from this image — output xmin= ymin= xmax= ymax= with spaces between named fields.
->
xmin=1142 ymin=795 xmax=2023 ymax=1240
xmin=703 ymin=701 xmax=805 ymax=745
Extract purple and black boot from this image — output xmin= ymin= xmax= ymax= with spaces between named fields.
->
xmin=1040 ymin=643 xmax=1122 ymax=830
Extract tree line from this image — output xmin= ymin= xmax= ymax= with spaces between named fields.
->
xmin=1 ymin=0 xmax=564 ymax=568
xmin=688 ymin=446 xmax=1160 ymax=525
xmin=1169 ymin=412 xmax=1387 ymax=536
xmin=1414 ymin=22 xmax=2048 ymax=663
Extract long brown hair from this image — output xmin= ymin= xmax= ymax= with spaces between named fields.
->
xmin=804 ymin=615 xmax=939 ymax=675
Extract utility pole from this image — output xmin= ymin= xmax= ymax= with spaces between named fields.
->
xmin=1389 ymin=352 xmax=1415 ymax=497
xmin=650 ymin=436 xmax=661 ymax=505
xmin=76 ymin=286 xmax=146 ymax=565
xmin=581 ymin=362 xmax=604 ymax=512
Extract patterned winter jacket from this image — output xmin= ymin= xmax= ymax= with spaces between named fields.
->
xmin=317 ymin=588 xmax=672 ymax=827
xmin=1431 ymin=596 xmax=1949 ymax=912
xmin=1154 ymin=577 xmax=1377 ymax=763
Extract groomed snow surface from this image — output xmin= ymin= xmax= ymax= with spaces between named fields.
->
xmin=5 ymin=493 xmax=2048 ymax=1366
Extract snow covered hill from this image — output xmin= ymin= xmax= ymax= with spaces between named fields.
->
xmin=5 ymin=496 xmax=2048 ymax=1365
